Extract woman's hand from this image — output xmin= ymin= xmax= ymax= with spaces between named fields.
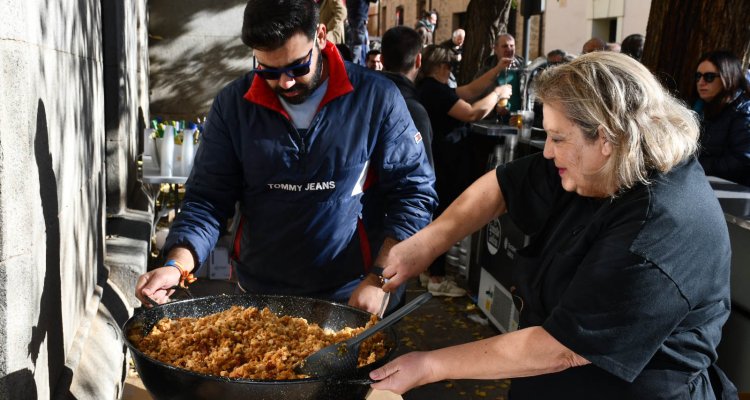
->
xmin=369 ymin=352 xmax=437 ymax=394
xmin=495 ymin=84 xmax=512 ymax=100
xmin=494 ymin=84 xmax=513 ymax=113
xmin=380 ymin=237 xmax=433 ymax=292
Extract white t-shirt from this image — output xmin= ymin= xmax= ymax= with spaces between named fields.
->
xmin=279 ymin=79 xmax=329 ymax=130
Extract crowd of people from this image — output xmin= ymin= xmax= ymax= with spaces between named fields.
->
xmin=135 ymin=0 xmax=744 ymax=397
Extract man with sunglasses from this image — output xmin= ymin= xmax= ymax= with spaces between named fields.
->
xmin=135 ymin=0 xmax=437 ymax=315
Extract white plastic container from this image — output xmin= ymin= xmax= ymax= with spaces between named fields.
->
xmin=160 ymin=125 xmax=175 ymax=177
xmin=174 ymin=141 xmax=184 ymax=176
xmin=143 ymin=128 xmax=159 ymax=170
xmin=181 ymin=125 xmax=196 ymax=176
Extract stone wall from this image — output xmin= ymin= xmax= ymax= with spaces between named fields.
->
xmin=0 ymin=1 xmax=150 ymax=398
xmin=148 ymin=0 xmax=252 ymax=122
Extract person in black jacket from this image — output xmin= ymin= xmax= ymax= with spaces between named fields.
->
xmin=414 ymin=45 xmax=511 ymax=297
xmin=620 ymin=33 xmax=644 ymax=61
xmin=440 ymin=29 xmax=465 ymax=85
xmin=693 ymin=50 xmax=750 ymax=186
xmin=380 ymin=26 xmax=433 ymax=166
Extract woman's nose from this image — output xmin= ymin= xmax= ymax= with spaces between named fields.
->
xmin=542 ymin=137 xmax=553 ymax=159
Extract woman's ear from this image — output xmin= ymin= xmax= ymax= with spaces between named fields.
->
xmin=599 ymin=128 xmax=613 ymax=157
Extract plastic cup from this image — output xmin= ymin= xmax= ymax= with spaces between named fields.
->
xmin=519 ymin=110 xmax=534 ymax=139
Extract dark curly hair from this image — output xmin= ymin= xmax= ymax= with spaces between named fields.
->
xmin=241 ymin=0 xmax=319 ymax=51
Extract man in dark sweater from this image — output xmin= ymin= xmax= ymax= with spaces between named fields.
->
xmin=380 ymin=26 xmax=434 ymax=166
xmin=381 ymin=26 xmax=467 ymax=297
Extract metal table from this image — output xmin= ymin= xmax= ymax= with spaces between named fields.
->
xmin=139 ymin=162 xmax=190 ymax=241
xmin=706 ymin=176 xmax=750 ymax=391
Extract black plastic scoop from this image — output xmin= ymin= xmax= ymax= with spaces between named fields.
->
xmin=295 ymin=292 xmax=433 ymax=378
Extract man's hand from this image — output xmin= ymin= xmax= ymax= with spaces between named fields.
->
xmin=135 ymin=246 xmax=196 ymax=307
xmin=369 ymin=352 xmax=437 ymax=394
xmin=498 ymin=57 xmax=518 ymax=69
xmin=135 ymin=267 xmax=181 ymax=307
xmin=348 ymin=274 xmax=388 ymax=314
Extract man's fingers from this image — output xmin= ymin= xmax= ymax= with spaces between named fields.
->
xmin=135 ymin=274 xmax=154 ymax=305
xmin=136 ymin=270 xmax=176 ymax=307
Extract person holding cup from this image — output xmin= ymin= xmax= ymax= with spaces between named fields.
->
xmin=414 ymin=44 xmax=511 ymax=295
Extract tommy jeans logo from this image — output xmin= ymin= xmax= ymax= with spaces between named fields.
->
xmin=267 ymin=181 xmax=336 ymax=192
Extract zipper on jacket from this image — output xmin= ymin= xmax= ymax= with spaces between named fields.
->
xmin=283 ymin=118 xmax=306 ymax=155
xmin=282 ymin=103 xmax=327 ymax=158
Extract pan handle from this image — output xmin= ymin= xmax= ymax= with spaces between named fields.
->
xmin=328 ymin=377 xmax=376 ymax=385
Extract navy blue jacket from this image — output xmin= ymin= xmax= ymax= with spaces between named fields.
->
xmin=164 ymin=42 xmax=437 ymax=297
xmin=698 ymin=91 xmax=750 ymax=187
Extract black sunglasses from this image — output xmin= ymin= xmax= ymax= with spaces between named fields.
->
xmin=252 ymin=48 xmax=313 ymax=80
xmin=695 ymin=72 xmax=719 ymax=83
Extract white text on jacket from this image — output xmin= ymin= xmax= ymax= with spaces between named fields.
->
xmin=267 ymin=181 xmax=336 ymax=191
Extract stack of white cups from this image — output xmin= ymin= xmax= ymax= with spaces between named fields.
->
xmin=159 ymin=125 xmax=175 ymax=177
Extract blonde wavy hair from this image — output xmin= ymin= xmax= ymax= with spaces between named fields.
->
xmin=534 ymin=52 xmax=699 ymax=192
xmin=417 ymin=44 xmax=453 ymax=81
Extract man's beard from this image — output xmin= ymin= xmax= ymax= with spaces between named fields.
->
xmin=275 ymin=47 xmax=324 ymax=105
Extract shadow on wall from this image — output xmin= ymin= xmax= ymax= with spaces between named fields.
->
xmin=0 ymin=101 xmax=59 ymax=399
xmin=149 ymin=39 xmax=252 ymax=119
xmin=39 ymin=0 xmax=100 ymax=166
xmin=148 ymin=0 xmax=253 ymax=120
xmin=0 ymin=369 xmax=37 ymax=399
xmin=25 ymin=100 xmax=72 ymax=398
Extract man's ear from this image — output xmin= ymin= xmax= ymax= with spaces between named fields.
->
xmin=317 ymin=24 xmax=327 ymax=47
xmin=415 ymin=52 xmax=422 ymax=69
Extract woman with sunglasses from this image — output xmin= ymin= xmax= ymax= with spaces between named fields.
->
xmin=693 ymin=50 xmax=750 ymax=186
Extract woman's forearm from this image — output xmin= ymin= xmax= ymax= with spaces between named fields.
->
xmin=418 ymin=171 xmax=506 ymax=257
xmin=428 ymin=326 xmax=591 ymax=381
xmin=457 ymin=63 xmax=502 ymax=100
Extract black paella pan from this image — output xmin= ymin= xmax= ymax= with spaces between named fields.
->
xmin=122 ymin=294 xmax=398 ymax=400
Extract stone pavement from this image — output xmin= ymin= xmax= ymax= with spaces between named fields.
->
xmin=396 ymin=279 xmax=510 ymax=400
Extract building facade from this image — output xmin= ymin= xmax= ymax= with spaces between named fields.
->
xmin=369 ymin=0 xmax=650 ymax=60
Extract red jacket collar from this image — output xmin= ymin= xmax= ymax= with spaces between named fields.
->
xmin=243 ymin=41 xmax=354 ymax=119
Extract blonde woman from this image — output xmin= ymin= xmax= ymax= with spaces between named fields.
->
xmin=372 ymin=52 xmax=737 ymax=398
